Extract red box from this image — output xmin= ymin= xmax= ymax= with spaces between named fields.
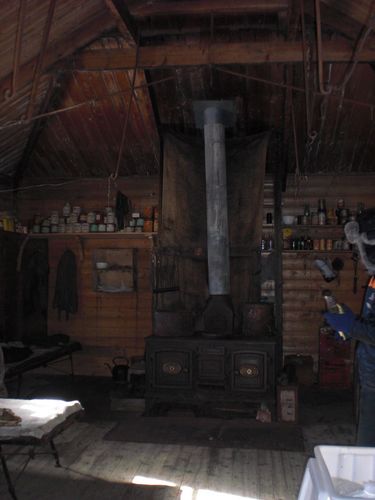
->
xmin=319 ymin=360 xmax=352 ymax=388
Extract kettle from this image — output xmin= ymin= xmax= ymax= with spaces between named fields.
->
xmin=105 ymin=356 xmax=129 ymax=382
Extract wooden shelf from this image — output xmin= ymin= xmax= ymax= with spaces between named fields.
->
xmin=282 ymin=224 xmax=345 ymax=230
xmin=282 ymin=250 xmax=352 ymax=254
xmin=28 ymin=232 xmax=157 ymax=239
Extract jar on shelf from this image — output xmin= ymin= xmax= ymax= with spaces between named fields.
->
xmin=317 ymin=199 xmax=327 ymax=225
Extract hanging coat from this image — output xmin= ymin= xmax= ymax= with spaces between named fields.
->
xmin=53 ymin=249 xmax=78 ymax=320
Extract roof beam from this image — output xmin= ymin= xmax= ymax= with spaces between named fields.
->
xmin=129 ymin=0 xmax=289 ymax=17
xmin=72 ymin=39 xmax=375 ymax=70
xmin=103 ymin=0 xmax=160 ymax=171
xmin=103 ymin=0 xmax=137 ymax=47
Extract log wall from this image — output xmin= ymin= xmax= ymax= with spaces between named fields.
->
xmin=281 ymin=174 xmax=375 ymax=368
xmin=13 ymin=173 xmax=375 ymax=376
xmin=16 ymin=176 xmax=159 ymax=376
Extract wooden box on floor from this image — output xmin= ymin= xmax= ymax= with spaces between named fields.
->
xmin=277 ymin=384 xmax=298 ymax=423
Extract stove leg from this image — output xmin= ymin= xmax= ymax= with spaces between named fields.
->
xmin=0 ymin=445 xmax=18 ymax=500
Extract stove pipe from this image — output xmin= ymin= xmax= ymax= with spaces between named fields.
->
xmin=194 ymin=101 xmax=235 ymax=336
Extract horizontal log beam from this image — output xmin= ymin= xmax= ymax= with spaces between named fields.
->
xmin=129 ymin=0 xmax=289 ymax=17
xmin=72 ymin=40 xmax=375 ymax=70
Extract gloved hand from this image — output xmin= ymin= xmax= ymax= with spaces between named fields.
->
xmin=323 ymin=304 xmax=355 ymax=338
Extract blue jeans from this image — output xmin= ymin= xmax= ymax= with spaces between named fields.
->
xmin=357 ymin=386 xmax=375 ymax=446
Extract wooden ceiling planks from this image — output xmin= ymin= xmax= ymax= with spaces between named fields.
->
xmin=0 ymin=0 xmax=116 ymax=180
xmin=321 ymin=0 xmax=375 ymax=27
xmin=0 ymin=0 xmax=374 ymax=182
xmin=26 ymin=63 xmax=160 ymax=178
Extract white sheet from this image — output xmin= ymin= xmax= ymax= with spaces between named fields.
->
xmin=0 ymin=398 xmax=83 ymax=441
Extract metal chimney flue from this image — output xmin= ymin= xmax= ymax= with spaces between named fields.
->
xmin=194 ymin=101 xmax=235 ymax=337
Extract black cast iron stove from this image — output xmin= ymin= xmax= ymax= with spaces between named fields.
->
xmin=146 ymin=101 xmax=276 ymax=417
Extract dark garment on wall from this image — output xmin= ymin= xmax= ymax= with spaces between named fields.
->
xmin=22 ymin=249 xmax=49 ymax=318
xmin=53 ymin=249 xmax=78 ymax=320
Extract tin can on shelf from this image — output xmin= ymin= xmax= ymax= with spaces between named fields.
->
xmin=87 ymin=212 xmax=96 ymax=224
xmin=62 ymin=203 xmax=71 ymax=217
xmin=313 ymin=239 xmax=320 ymax=251
xmin=143 ymin=220 xmax=153 ymax=232
xmin=143 ymin=206 xmax=154 ymax=220
xmin=319 ymin=239 xmax=326 ymax=250
xmin=326 ymin=239 xmax=333 ymax=251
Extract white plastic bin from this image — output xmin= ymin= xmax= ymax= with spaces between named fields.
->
xmin=298 ymin=446 xmax=375 ymax=500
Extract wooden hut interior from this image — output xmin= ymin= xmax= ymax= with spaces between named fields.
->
xmin=0 ymin=1 xmax=375 ymax=498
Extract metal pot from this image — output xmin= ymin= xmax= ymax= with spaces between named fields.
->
xmin=242 ymin=303 xmax=274 ymax=336
xmin=105 ymin=356 xmax=129 ymax=382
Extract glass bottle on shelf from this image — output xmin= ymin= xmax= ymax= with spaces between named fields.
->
xmin=267 ymin=234 xmax=274 ymax=251
xmin=261 ymin=234 xmax=266 ymax=252
xmin=317 ymin=199 xmax=327 ymax=225
xmin=306 ymin=235 xmax=313 ymax=250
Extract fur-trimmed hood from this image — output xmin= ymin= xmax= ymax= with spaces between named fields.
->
xmin=345 ymin=221 xmax=375 ymax=275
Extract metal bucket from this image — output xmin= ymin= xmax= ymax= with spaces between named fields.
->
xmin=242 ymin=303 xmax=274 ymax=336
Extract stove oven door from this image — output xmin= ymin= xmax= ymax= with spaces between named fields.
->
xmin=151 ymin=349 xmax=192 ymax=389
xmin=231 ymin=350 xmax=267 ymax=391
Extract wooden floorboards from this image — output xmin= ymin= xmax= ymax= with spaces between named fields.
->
xmin=0 ymin=376 xmax=356 ymax=499
xmin=0 ymin=419 xmax=308 ymax=500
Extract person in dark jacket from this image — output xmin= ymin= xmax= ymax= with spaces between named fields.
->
xmin=324 ymin=208 xmax=375 ymax=446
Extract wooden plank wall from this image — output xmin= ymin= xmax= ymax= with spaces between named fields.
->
xmin=14 ymin=174 xmax=375 ymax=375
xmin=281 ymin=174 xmax=375 ymax=368
xmin=16 ymin=176 xmax=159 ymax=225
xmin=16 ymin=176 xmax=159 ymax=376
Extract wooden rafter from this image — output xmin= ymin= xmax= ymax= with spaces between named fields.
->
xmin=129 ymin=0 xmax=289 ymax=17
xmin=27 ymin=0 xmax=57 ymax=119
xmin=72 ymin=39 xmax=375 ymax=71
xmin=0 ymin=14 xmax=115 ymax=105
xmin=103 ymin=0 xmax=160 ymax=173
xmin=15 ymin=76 xmax=57 ymax=186
xmin=11 ymin=0 xmax=26 ymax=97
xmin=104 ymin=0 xmax=137 ymax=47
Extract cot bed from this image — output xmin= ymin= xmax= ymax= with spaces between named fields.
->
xmin=3 ymin=342 xmax=82 ymax=395
xmin=0 ymin=398 xmax=83 ymax=500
